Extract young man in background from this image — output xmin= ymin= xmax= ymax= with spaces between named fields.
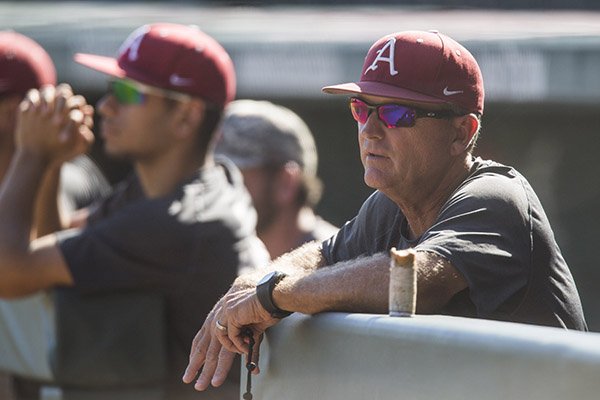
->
xmin=216 ymin=99 xmax=337 ymax=259
xmin=0 ymin=24 xmax=267 ymax=399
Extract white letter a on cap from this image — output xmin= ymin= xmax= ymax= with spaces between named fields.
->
xmin=365 ymin=37 xmax=398 ymax=76
xmin=119 ymin=25 xmax=150 ymax=62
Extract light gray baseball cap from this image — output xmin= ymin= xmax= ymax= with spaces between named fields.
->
xmin=215 ymin=99 xmax=318 ymax=177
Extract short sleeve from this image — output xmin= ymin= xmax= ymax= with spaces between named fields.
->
xmin=321 ymin=191 xmax=402 ymax=265
xmin=415 ymin=169 xmax=532 ymax=317
xmin=57 ymin=196 xmax=235 ymax=294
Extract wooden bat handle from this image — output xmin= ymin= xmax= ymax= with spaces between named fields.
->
xmin=389 ymin=247 xmax=416 ymax=317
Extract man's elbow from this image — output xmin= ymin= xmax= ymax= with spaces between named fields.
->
xmin=0 ymin=257 xmax=42 ymax=299
xmin=0 ymin=289 xmax=27 ymax=299
xmin=0 ymin=280 xmax=33 ymax=299
xmin=0 ymin=275 xmax=50 ymax=298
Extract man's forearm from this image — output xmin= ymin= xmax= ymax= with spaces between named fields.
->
xmin=233 ymin=240 xmax=326 ymax=289
xmin=0 ymin=150 xmax=47 ymax=252
xmin=217 ymin=244 xmax=465 ymax=335
xmin=270 ymin=250 xmax=469 ymax=316
xmin=0 ymin=150 xmax=48 ymax=296
xmin=33 ymin=165 xmax=64 ymax=238
xmin=273 ymin=252 xmax=391 ymax=315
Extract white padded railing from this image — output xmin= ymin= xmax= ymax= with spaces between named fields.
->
xmin=244 ymin=313 xmax=600 ymax=400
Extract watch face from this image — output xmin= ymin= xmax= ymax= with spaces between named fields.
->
xmin=258 ymin=271 xmax=276 ymax=286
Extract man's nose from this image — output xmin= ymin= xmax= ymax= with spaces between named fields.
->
xmin=96 ymin=93 xmax=117 ymax=118
xmin=359 ymin=111 xmax=385 ymax=140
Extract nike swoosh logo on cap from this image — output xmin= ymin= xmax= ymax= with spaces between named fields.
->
xmin=169 ymin=74 xmax=194 ymax=86
xmin=443 ymin=87 xmax=464 ymax=96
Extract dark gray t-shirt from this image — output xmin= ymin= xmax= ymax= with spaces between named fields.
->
xmin=322 ymin=158 xmax=586 ymax=330
xmin=57 ymin=160 xmax=269 ymax=396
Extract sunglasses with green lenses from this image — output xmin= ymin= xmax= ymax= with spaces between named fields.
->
xmin=108 ymin=79 xmax=192 ymax=105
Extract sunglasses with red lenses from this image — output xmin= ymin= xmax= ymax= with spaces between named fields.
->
xmin=349 ymin=97 xmax=457 ymax=128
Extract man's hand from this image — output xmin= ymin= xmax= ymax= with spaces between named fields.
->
xmin=183 ymin=281 xmax=281 ymax=391
xmin=218 ymin=287 xmax=279 ymax=354
xmin=183 ymin=244 xmax=325 ymax=391
xmin=183 ymin=296 xmax=237 ymax=391
xmin=15 ymin=84 xmax=94 ymax=167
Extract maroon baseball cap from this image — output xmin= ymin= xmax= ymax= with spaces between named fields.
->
xmin=323 ymin=30 xmax=484 ymax=114
xmin=0 ymin=31 xmax=56 ymax=97
xmin=74 ymin=23 xmax=236 ymax=107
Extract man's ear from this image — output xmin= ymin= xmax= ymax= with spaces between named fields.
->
xmin=450 ymin=113 xmax=479 ymax=155
xmin=172 ymin=99 xmax=206 ymax=139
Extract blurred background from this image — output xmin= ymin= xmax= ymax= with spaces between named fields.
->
xmin=3 ymin=0 xmax=600 ymax=330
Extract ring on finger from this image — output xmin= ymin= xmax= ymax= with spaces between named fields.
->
xmin=215 ymin=320 xmax=228 ymax=333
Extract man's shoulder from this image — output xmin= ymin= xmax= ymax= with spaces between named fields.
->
xmin=361 ymin=190 xmax=398 ymax=211
xmin=176 ymin=162 xmax=258 ymax=237
xmin=179 ymin=161 xmax=251 ymax=212
xmin=469 ymin=157 xmax=521 ymax=182
xmin=461 ymin=158 xmax=530 ymax=201
xmin=181 ymin=158 xmax=245 ymax=197
xmin=443 ymin=157 xmax=533 ymax=220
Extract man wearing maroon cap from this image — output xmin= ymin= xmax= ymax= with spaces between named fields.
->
xmin=0 ymin=24 xmax=267 ymax=399
xmin=0 ymin=31 xmax=56 ymax=184
xmin=183 ymin=30 xmax=586 ymax=392
xmin=0 ymin=31 xmax=111 ymax=397
xmin=0 ymin=31 xmax=110 ymax=222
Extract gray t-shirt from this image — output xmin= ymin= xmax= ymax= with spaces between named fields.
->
xmin=322 ymin=157 xmax=586 ymax=330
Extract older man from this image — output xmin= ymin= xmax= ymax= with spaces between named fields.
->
xmin=183 ymin=30 xmax=587 ymax=391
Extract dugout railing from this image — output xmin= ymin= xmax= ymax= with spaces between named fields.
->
xmin=246 ymin=312 xmax=600 ymax=400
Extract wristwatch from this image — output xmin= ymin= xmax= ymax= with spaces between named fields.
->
xmin=256 ymin=271 xmax=292 ymax=319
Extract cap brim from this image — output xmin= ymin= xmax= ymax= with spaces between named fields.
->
xmin=74 ymin=53 xmax=126 ymax=78
xmin=322 ymin=81 xmax=446 ymax=105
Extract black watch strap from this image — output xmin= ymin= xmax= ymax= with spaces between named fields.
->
xmin=256 ymin=271 xmax=292 ymax=319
